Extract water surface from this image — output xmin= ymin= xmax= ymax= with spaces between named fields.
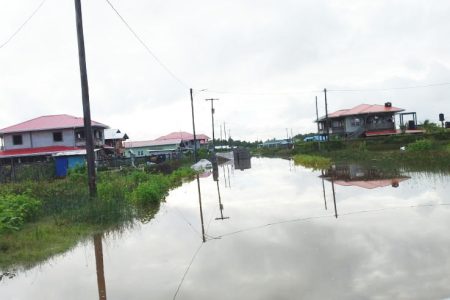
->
xmin=2 ymin=157 xmax=450 ymax=300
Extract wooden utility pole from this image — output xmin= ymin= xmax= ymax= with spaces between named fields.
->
xmin=190 ymin=88 xmax=198 ymax=162
xmin=315 ymin=96 xmax=321 ymax=150
xmin=324 ymin=88 xmax=329 ymax=141
xmin=74 ymin=0 xmax=96 ymax=197
xmin=205 ymin=98 xmax=219 ymax=150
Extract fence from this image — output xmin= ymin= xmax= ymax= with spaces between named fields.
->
xmin=0 ymin=161 xmax=55 ymax=183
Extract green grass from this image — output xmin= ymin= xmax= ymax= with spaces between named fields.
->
xmin=293 ymin=154 xmax=332 ymax=170
xmin=0 ymin=165 xmax=196 ymax=271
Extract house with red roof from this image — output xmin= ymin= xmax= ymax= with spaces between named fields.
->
xmin=0 ymin=114 xmax=109 ymax=162
xmin=317 ymin=102 xmax=407 ymax=138
xmin=123 ymin=131 xmax=210 ymax=160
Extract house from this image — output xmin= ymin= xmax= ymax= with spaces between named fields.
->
xmin=155 ymin=131 xmax=210 ymax=149
xmin=123 ymin=132 xmax=210 ymax=162
xmin=104 ymin=129 xmax=129 ymax=157
xmin=123 ymin=139 xmax=183 ymax=161
xmin=258 ymin=139 xmax=293 ymax=149
xmin=0 ymin=114 xmax=109 ymax=163
xmin=317 ymin=103 xmax=405 ymax=138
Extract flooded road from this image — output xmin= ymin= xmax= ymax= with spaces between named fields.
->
xmin=2 ymin=157 xmax=450 ymax=299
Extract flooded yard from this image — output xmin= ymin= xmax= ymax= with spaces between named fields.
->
xmin=2 ymin=157 xmax=450 ymax=299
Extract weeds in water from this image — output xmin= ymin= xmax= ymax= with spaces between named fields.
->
xmin=293 ymin=154 xmax=332 ymax=170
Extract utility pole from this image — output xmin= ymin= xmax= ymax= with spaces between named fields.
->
xmin=190 ymin=88 xmax=198 ymax=162
xmin=205 ymin=98 xmax=219 ymax=151
xmin=74 ymin=0 xmax=96 ymax=197
xmin=220 ymin=124 xmax=223 ymax=143
xmin=223 ymin=122 xmax=227 ymax=141
xmin=315 ymin=96 xmax=321 ymax=150
xmin=324 ymin=88 xmax=329 ymax=141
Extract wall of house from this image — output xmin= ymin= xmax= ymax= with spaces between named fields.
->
xmin=345 ymin=116 xmax=365 ymax=133
xmin=3 ymin=132 xmax=32 ymax=150
xmin=31 ymin=129 xmax=76 ymax=148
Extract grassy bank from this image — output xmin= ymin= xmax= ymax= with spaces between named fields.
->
xmin=255 ymin=132 xmax=450 ymax=172
xmin=0 ymin=162 xmax=196 ymax=270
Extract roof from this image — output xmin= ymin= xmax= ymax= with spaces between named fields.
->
xmin=0 ymin=146 xmax=82 ymax=158
xmin=124 ymin=139 xmax=182 ymax=148
xmin=319 ymin=104 xmax=404 ymax=120
xmin=104 ymin=129 xmax=129 ymax=140
xmin=0 ymin=114 xmax=109 ymax=135
xmin=156 ymin=132 xmax=210 ymax=141
xmin=332 ymin=177 xmax=409 ymax=189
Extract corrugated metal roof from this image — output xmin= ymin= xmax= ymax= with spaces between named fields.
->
xmin=124 ymin=139 xmax=182 ymax=148
xmin=0 ymin=146 xmax=82 ymax=158
xmin=319 ymin=104 xmax=404 ymax=120
xmin=0 ymin=114 xmax=109 ymax=134
xmin=104 ymin=129 xmax=129 ymax=140
xmin=156 ymin=132 xmax=210 ymax=141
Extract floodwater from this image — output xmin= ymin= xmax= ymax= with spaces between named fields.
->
xmin=2 ymin=157 xmax=450 ymax=300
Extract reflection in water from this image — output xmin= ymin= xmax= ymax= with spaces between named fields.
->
xmin=196 ymin=174 xmax=206 ymax=243
xmin=320 ymin=164 xmax=413 ymax=218
xmin=320 ymin=164 xmax=410 ymax=189
xmin=213 ymin=162 xmax=230 ymax=221
xmin=94 ymin=234 xmax=107 ymax=300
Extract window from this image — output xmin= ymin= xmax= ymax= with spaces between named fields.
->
xmin=75 ymin=130 xmax=85 ymax=139
xmin=332 ymin=120 xmax=344 ymax=128
xmin=53 ymin=132 xmax=63 ymax=142
xmin=13 ymin=134 xmax=23 ymax=145
xmin=351 ymin=118 xmax=362 ymax=127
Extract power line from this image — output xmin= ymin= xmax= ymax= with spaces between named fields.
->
xmin=172 ymin=242 xmax=204 ymax=300
xmin=0 ymin=0 xmax=47 ymax=49
xmin=205 ymin=89 xmax=320 ymax=96
xmin=104 ymin=0 xmax=189 ymax=89
xmin=328 ymin=81 xmax=450 ymax=92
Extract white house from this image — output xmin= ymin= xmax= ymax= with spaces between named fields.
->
xmin=0 ymin=114 xmax=109 ymax=162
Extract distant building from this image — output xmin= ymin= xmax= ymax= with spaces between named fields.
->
xmin=104 ymin=129 xmax=129 ymax=157
xmin=259 ymin=139 xmax=293 ymax=149
xmin=317 ymin=103 xmax=407 ymax=138
xmin=0 ymin=114 xmax=108 ymax=163
xmin=123 ymin=131 xmax=210 ymax=161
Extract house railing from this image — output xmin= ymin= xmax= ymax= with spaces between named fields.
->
xmin=366 ymin=122 xmax=395 ymax=131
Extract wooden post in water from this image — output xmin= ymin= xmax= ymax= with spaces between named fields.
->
xmin=74 ymin=0 xmax=96 ymax=197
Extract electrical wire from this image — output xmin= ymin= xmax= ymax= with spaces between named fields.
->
xmin=172 ymin=241 xmax=204 ymax=300
xmin=0 ymin=0 xmax=47 ymax=49
xmin=328 ymin=81 xmax=450 ymax=92
xmin=104 ymin=0 xmax=189 ymax=89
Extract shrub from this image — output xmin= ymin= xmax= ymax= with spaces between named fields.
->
xmin=130 ymin=175 xmax=170 ymax=205
xmin=293 ymin=154 xmax=332 ymax=170
xmin=407 ymin=139 xmax=434 ymax=152
xmin=0 ymin=194 xmax=41 ymax=232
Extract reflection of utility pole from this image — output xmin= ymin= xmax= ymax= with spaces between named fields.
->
xmin=224 ymin=122 xmax=227 ymax=142
xmin=75 ymin=0 xmax=96 ymax=197
xmin=205 ymin=98 xmax=219 ymax=150
xmin=331 ymin=176 xmax=338 ymax=218
xmin=195 ymin=175 xmax=206 ymax=242
xmin=215 ymin=180 xmax=229 ymax=220
xmin=94 ymin=234 xmax=107 ymax=300
xmin=321 ymin=170 xmax=327 ymax=210
xmin=227 ymin=164 xmax=231 ymax=188
xmin=190 ymin=88 xmax=198 ymax=162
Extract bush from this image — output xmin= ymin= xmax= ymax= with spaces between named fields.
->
xmin=0 ymin=194 xmax=41 ymax=232
xmin=407 ymin=139 xmax=435 ymax=152
xmin=293 ymin=154 xmax=331 ymax=170
xmin=130 ymin=175 xmax=170 ymax=205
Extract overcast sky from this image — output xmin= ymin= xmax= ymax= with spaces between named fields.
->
xmin=1 ymin=0 xmax=450 ymax=141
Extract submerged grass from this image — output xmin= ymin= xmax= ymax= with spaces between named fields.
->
xmin=0 ymin=165 xmax=196 ymax=270
xmin=293 ymin=154 xmax=332 ymax=170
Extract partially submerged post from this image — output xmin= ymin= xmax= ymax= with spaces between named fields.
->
xmin=74 ymin=0 xmax=96 ymax=197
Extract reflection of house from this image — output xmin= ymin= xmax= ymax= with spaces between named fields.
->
xmin=104 ymin=129 xmax=129 ymax=157
xmin=0 ymin=114 xmax=108 ymax=163
xmin=317 ymin=103 xmax=406 ymax=138
xmin=320 ymin=164 xmax=410 ymax=189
